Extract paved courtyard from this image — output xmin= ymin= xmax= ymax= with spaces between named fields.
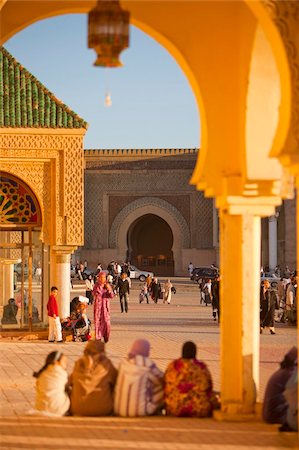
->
xmin=0 ymin=283 xmax=297 ymax=449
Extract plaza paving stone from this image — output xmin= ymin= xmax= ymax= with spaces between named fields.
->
xmin=0 ymin=287 xmax=297 ymax=449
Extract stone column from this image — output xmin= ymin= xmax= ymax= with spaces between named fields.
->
xmin=52 ymin=247 xmax=76 ymax=319
xmin=268 ymin=215 xmax=278 ymax=271
xmin=0 ymin=260 xmax=17 ymax=318
xmin=214 ymin=198 xmax=277 ymax=420
xmin=4 ymin=263 xmax=14 ymax=300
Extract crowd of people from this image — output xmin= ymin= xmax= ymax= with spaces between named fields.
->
xmin=260 ymin=275 xmax=297 ymax=334
xmin=32 ymin=339 xmax=220 ymax=419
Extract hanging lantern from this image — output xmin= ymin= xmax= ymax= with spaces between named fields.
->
xmin=88 ymin=0 xmax=130 ymax=67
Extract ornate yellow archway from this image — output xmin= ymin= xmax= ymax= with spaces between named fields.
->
xmin=1 ymin=0 xmax=297 ymax=421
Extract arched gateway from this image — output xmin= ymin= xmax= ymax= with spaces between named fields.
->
xmin=83 ymin=149 xmax=216 ymax=276
xmin=109 ymin=196 xmax=191 ymax=276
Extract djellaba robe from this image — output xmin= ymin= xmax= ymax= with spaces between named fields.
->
xmin=92 ymin=282 xmax=114 ymax=342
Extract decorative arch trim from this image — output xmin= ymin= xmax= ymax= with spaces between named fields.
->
xmin=109 ymin=197 xmax=190 ymax=249
xmin=0 ymin=171 xmax=42 ymax=228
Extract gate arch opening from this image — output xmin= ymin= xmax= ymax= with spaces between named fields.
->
xmin=127 ymin=214 xmax=174 ymax=276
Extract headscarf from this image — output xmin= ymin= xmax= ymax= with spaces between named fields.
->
xmin=280 ymin=346 xmax=298 ymax=369
xmin=182 ymin=341 xmax=197 ymax=359
xmin=97 ymin=271 xmax=107 ymax=278
xmin=84 ymin=340 xmax=105 ymax=357
xmin=33 ymin=351 xmax=63 ymax=378
xmin=82 ymin=340 xmax=106 ymax=366
xmin=128 ymin=339 xmax=150 ymax=358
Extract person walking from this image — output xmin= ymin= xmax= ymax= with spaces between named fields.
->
xmin=47 ymin=286 xmax=63 ymax=343
xmin=151 ymin=277 xmax=161 ymax=304
xmin=203 ymin=279 xmax=212 ymax=306
xmin=116 ymin=272 xmax=130 ymax=313
xmin=285 ymin=277 xmax=296 ymax=324
xmin=92 ymin=272 xmax=114 ymax=343
xmin=188 ymin=262 xmax=194 ymax=277
xmin=260 ymin=280 xmax=278 ymax=334
xmin=211 ymin=276 xmax=220 ymax=322
xmin=277 ymin=278 xmax=286 ymax=322
xmin=139 ymin=282 xmax=149 ymax=304
xmin=85 ymin=274 xmax=94 ymax=305
xmin=163 ymin=279 xmax=173 ymax=304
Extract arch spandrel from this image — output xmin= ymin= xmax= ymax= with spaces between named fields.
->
xmin=0 ymin=172 xmax=42 ymax=228
xmin=244 ymin=0 xmax=298 ymax=200
xmin=109 ymin=197 xmax=190 ymax=250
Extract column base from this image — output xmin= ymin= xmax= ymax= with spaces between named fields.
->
xmin=213 ymin=402 xmax=262 ymax=422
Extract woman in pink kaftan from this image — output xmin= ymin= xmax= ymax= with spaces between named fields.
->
xmin=92 ymin=272 xmax=114 ymax=342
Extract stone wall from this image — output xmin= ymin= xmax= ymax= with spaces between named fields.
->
xmin=80 ymin=150 xmax=216 ymax=275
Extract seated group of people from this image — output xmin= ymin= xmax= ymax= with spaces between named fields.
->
xmin=33 ymin=340 xmax=219 ymax=418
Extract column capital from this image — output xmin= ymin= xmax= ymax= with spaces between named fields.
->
xmin=52 ymin=246 xmax=77 ymax=264
xmin=216 ymin=195 xmax=281 ymax=217
xmin=0 ymin=258 xmax=20 ymax=265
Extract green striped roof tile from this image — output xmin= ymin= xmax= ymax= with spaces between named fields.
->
xmin=0 ymin=46 xmax=88 ymax=129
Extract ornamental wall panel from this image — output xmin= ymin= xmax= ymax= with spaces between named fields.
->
xmin=64 ymin=138 xmax=84 ymax=246
xmin=1 ymin=132 xmax=84 ymax=247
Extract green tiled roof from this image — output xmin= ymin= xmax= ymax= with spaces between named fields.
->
xmin=0 ymin=47 xmax=88 ymax=129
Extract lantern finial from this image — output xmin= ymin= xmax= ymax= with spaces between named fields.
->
xmin=88 ymin=0 xmax=130 ymax=68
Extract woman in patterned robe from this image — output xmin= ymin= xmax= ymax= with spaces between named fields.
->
xmin=164 ymin=341 xmax=219 ymax=417
xmin=92 ymin=272 xmax=114 ymax=342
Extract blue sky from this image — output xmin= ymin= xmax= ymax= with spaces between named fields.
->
xmin=5 ymin=14 xmax=200 ymax=149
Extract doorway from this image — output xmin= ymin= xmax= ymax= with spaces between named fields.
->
xmin=127 ymin=214 xmax=174 ymax=276
xmin=0 ymin=173 xmax=44 ymax=329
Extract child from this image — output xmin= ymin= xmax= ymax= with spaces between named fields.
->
xmin=33 ymin=351 xmax=70 ymax=416
xmin=139 ymin=282 xmax=149 ymax=304
xmin=47 ymin=286 xmax=63 ymax=343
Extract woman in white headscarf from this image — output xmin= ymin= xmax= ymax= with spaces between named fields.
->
xmin=34 ymin=351 xmax=70 ymax=416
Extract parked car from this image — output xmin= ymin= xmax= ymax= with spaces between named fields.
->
xmin=191 ymin=266 xmax=219 ymax=283
xmin=129 ymin=266 xmax=154 ymax=282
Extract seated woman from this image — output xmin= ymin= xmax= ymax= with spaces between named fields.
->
xmin=2 ymin=298 xmax=18 ymax=324
xmin=69 ymin=340 xmax=117 ymax=416
xmin=263 ymin=346 xmax=297 ymax=425
xmin=62 ymin=296 xmax=91 ymax=342
xmin=114 ymin=339 xmax=164 ymax=417
xmin=164 ymin=341 xmax=219 ymax=417
xmin=33 ymin=351 xmax=70 ymax=416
